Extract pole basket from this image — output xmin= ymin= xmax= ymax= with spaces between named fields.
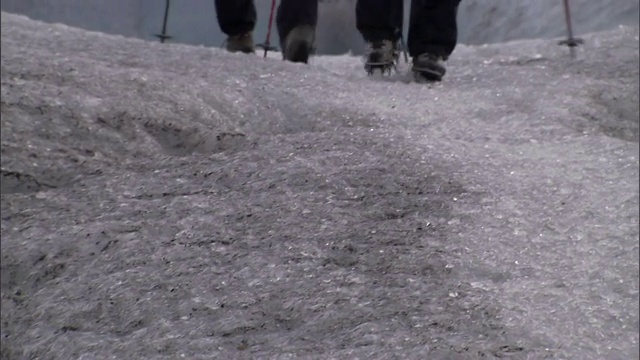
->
xmin=155 ymin=34 xmax=172 ymax=42
xmin=256 ymin=43 xmax=279 ymax=52
xmin=558 ymin=38 xmax=583 ymax=47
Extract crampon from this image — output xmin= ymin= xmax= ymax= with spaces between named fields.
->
xmin=364 ymin=39 xmax=402 ymax=76
xmin=364 ymin=53 xmax=400 ymax=76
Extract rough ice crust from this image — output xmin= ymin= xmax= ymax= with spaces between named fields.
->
xmin=1 ymin=12 xmax=638 ymax=360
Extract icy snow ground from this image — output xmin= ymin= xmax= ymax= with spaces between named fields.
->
xmin=1 ymin=11 xmax=638 ymax=360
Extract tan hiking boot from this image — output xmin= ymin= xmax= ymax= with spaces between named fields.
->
xmin=412 ymin=53 xmax=446 ymax=81
xmin=364 ymin=39 xmax=399 ymax=75
xmin=226 ymin=32 xmax=255 ymax=54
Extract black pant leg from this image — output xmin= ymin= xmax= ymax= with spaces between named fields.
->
xmin=355 ymin=0 xmax=404 ymax=43
xmin=408 ymin=0 xmax=461 ymax=59
xmin=214 ymin=0 xmax=256 ymax=36
xmin=276 ymin=0 xmax=318 ymax=42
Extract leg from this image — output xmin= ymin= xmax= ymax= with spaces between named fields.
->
xmin=214 ymin=0 xmax=256 ymax=53
xmin=355 ymin=0 xmax=403 ymax=43
xmin=356 ymin=0 xmax=404 ymax=74
xmin=408 ymin=0 xmax=460 ymax=59
xmin=276 ymin=0 xmax=318 ymax=63
xmin=408 ymin=0 xmax=460 ymax=81
xmin=214 ymin=0 xmax=256 ymax=36
xmin=276 ymin=0 xmax=318 ymax=43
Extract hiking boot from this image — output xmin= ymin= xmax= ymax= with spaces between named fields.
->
xmin=282 ymin=25 xmax=315 ymax=63
xmin=412 ymin=53 xmax=446 ymax=81
xmin=225 ymin=32 xmax=255 ymax=54
xmin=365 ymin=39 xmax=399 ymax=75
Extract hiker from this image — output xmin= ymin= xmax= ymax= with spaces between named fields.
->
xmin=214 ymin=0 xmax=318 ymax=63
xmin=214 ymin=0 xmax=461 ymax=81
xmin=358 ymin=0 xmax=461 ymax=80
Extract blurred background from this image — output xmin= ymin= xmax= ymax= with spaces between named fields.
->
xmin=2 ymin=0 xmax=638 ymax=55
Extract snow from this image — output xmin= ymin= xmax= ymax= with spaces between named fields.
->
xmin=1 ymin=11 xmax=639 ymax=360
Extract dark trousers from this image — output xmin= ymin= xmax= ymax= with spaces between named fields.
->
xmin=214 ymin=0 xmax=459 ymax=59
xmin=356 ymin=0 xmax=461 ymax=59
xmin=214 ymin=0 xmax=318 ymax=45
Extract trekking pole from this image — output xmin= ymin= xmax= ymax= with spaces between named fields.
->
xmin=558 ymin=0 xmax=583 ymax=59
xmin=257 ymin=0 xmax=278 ymax=58
xmin=396 ymin=28 xmax=409 ymax=64
xmin=155 ymin=0 xmax=172 ymax=43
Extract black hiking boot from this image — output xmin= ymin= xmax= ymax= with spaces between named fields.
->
xmin=282 ymin=25 xmax=315 ymax=64
xmin=225 ymin=32 xmax=255 ymax=54
xmin=412 ymin=53 xmax=446 ymax=81
xmin=365 ymin=39 xmax=399 ymax=75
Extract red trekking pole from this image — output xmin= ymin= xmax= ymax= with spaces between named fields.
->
xmin=258 ymin=0 xmax=278 ymax=58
